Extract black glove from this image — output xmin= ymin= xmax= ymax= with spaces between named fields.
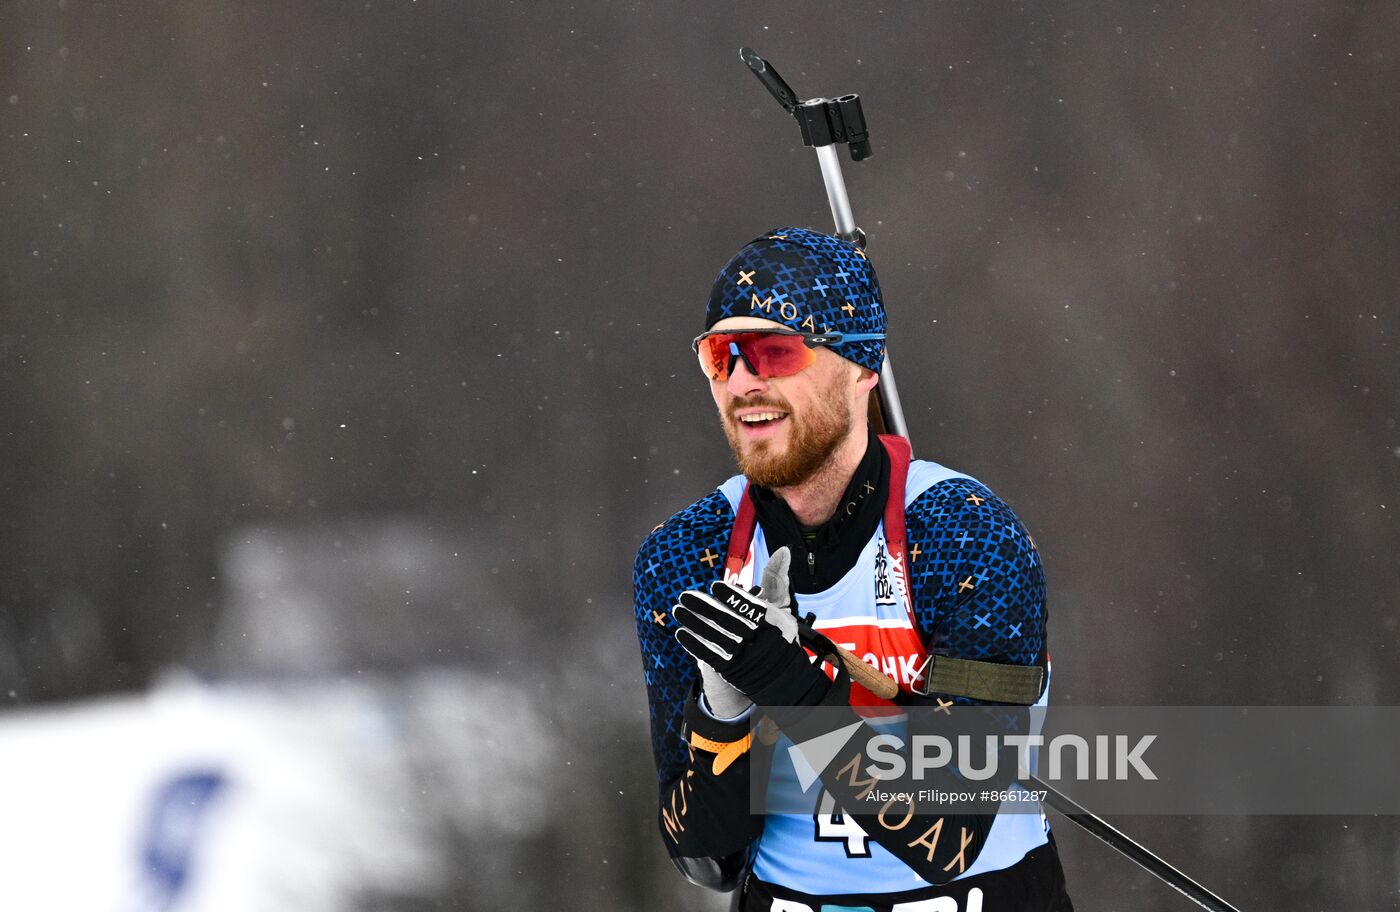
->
xmin=672 ymin=547 xmax=830 ymax=708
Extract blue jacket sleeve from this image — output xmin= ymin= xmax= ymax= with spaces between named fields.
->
xmin=905 ymin=476 xmax=1048 ymax=684
xmin=632 ymin=491 xmax=763 ymax=889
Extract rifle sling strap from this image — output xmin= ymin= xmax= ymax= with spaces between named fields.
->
xmin=913 ymin=653 xmax=1044 ymax=705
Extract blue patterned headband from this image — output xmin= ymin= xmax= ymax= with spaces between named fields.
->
xmin=704 ymin=227 xmax=886 ymax=373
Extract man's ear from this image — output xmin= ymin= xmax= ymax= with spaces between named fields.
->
xmin=854 ymin=364 xmax=880 ymax=395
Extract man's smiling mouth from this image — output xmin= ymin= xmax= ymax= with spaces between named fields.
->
xmin=737 ymin=411 xmax=789 ymax=427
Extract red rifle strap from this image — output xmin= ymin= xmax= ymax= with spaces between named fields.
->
xmin=877 ymin=433 xmax=912 ymax=566
xmin=725 ymin=487 xmax=759 ymax=578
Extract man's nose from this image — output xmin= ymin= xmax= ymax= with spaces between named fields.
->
xmin=726 ymin=353 xmax=767 ymax=398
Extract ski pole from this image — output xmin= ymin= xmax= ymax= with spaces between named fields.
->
xmin=742 ymin=47 xmax=1243 ymax=912
xmin=1033 ymin=777 xmax=1243 ymax=912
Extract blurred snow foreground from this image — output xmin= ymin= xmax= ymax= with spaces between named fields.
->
xmin=0 ymin=670 xmax=559 ymax=911
xmin=0 ymin=519 xmax=650 ymax=910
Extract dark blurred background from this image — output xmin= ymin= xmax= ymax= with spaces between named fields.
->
xmin=2 ymin=1 xmax=1398 ymax=909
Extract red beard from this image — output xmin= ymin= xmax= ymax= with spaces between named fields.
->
xmin=721 ymin=380 xmax=852 ymax=488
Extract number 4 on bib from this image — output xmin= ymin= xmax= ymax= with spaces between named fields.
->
xmin=813 ymin=789 xmax=872 ymax=858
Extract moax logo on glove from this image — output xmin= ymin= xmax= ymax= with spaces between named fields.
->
xmin=723 ymin=590 xmax=767 ymax=624
xmin=856 ymin=733 xmax=1158 ymax=782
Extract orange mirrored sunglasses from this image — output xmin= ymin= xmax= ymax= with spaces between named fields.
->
xmin=692 ymin=329 xmax=884 ymax=381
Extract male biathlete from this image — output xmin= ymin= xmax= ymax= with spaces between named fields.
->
xmin=632 ymin=227 xmax=1073 ymax=911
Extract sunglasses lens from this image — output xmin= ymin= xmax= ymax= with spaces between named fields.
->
xmin=696 ymin=333 xmax=817 ymax=381
xmin=696 ymin=335 xmax=732 ymax=380
xmin=745 ymin=333 xmax=816 ymax=378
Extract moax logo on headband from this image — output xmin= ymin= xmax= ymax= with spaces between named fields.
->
xmin=751 ymin=293 xmax=802 ymax=323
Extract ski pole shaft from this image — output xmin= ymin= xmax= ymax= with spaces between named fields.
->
xmin=1030 ymin=776 xmax=1242 ymax=912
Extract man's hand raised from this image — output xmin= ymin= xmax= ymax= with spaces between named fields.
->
xmin=672 ymin=547 xmax=828 ymax=708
